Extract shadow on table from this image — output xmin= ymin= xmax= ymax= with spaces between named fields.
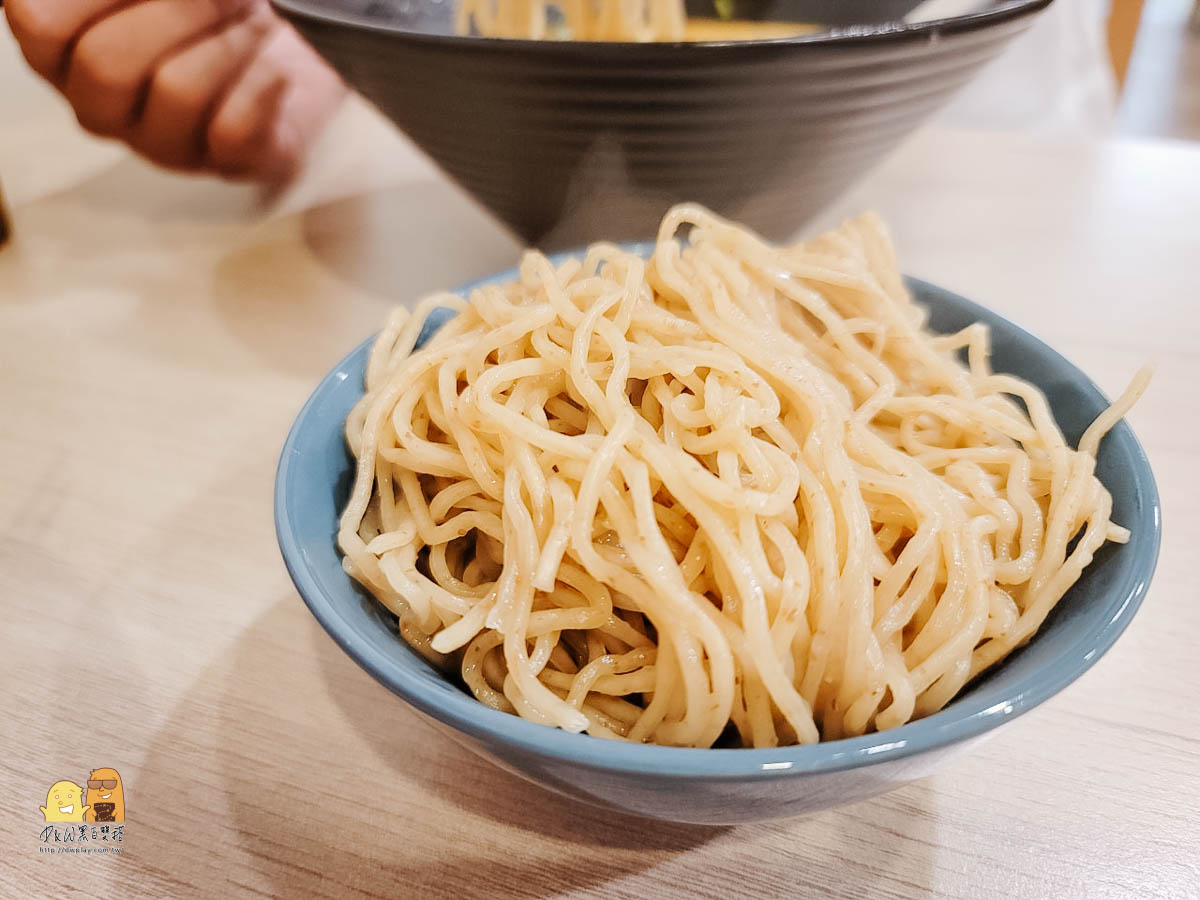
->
xmin=135 ymin=596 xmax=942 ymax=897
xmin=298 ymin=179 xmax=521 ymax=302
xmin=25 ymin=154 xmax=269 ymax=224
xmin=133 ymin=598 xmax=705 ymax=897
xmin=204 ymin=179 xmax=520 ymax=380
xmin=1 ymin=155 xmax=519 ymax=382
xmin=307 ymin=614 xmax=723 ymax=855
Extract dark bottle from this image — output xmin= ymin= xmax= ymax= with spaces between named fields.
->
xmin=0 ymin=181 xmax=9 ymax=247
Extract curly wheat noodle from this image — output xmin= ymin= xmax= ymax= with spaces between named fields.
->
xmin=337 ymin=203 xmax=1151 ymax=748
xmin=456 ymin=0 xmax=686 ymax=41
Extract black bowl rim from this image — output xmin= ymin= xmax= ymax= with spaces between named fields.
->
xmin=275 ymin=264 xmax=1161 ymax=781
xmin=271 ymin=0 xmax=1053 ymax=51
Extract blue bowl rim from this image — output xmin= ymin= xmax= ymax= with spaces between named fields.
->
xmin=275 ymin=265 xmax=1160 ymax=781
xmin=271 ymin=0 xmax=1053 ymax=51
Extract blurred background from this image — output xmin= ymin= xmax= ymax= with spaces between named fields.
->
xmin=938 ymin=0 xmax=1200 ymax=137
xmin=1115 ymin=0 xmax=1200 ymax=138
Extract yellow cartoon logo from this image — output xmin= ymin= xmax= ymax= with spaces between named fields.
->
xmin=40 ymin=781 xmax=89 ymax=822
xmin=38 ymin=769 xmax=126 ymax=853
xmin=84 ymin=768 xmax=125 ymax=823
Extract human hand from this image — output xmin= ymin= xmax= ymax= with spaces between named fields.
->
xmin=5 ymin=0 xmax=346 ymax=181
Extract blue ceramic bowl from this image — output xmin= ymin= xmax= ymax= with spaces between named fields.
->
xmin=275 ymin=261 xmax=1160 ymax=825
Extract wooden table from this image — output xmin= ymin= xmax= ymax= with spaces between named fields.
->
xmin=2 ymin=28 xmax=1197 ymax=899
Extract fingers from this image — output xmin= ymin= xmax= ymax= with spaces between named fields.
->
xmin=269 ymin=25 xmax=346 ymax=150
xmin=4 ymin=0 xmax=125 ymax=83
xmin=203 ymin=28 xmax=294 ymax=180
xmin=64 ymin=0 xmax=255 ymax=136
xmin=131 ymin=6 xmax=274 ymax=170
xmin=5 ymin=0 xmax=346 ymax=182
xmin=205 ymin=22 xmax=345 ymax=180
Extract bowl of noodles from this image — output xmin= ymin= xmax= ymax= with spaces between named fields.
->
xmin=276 ymin=207 xmax=1160 ymax=824
xmin=271 ymin=0 xmax=1052 ymax=248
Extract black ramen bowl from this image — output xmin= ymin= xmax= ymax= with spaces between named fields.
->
xmin=274 ymin=0 xmax=1052 ymax=246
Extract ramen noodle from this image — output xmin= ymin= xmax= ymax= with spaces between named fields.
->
xmin=339 ymin=204 xmax=1147 ymax=748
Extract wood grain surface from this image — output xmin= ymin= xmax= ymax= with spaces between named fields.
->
xmin=1 ymin=28 xmax=1197 ymax=900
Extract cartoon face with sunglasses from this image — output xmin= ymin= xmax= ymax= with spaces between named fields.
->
xmin=84 ymin=768 xmax=125 ymax=823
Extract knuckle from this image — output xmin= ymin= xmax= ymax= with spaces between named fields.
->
xmin=133 ymin=138 xmax=201 ymax=173
xmin=73 ymin=104 xmax=120 ymax=138
xmin=148 ymin=59 xmax=208 ymax=115
xmin=5 ymin=1 xmax=76 ymax=79
xmin=70 ymin=32 xmax=136 ymax=97
xmin=207 ymin=120 xmax=295 ymax=181
xmin=65 ymin=30 xmax=146 ymax=134
xmin=5 ymin=0 xmax=65 ymax=42
xmin=72 ymin=108 xmax=113 ymax=139
xmin=206 ymin=110 xmax=260 ymax=164
xmin=130 ymin=115 xmax=206 ymax=171
xmin=3 ymin=0 xmax=33 ymax=34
